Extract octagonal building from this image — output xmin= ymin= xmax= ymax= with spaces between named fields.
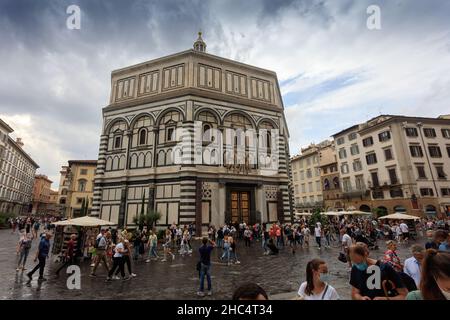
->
xmin=91 ymin=33 xmax=293 ymax=233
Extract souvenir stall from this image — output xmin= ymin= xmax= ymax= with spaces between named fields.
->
xmin=51 ymin=216 xmax=116 ymax=260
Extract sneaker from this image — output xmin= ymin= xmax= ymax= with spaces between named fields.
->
xmin=38 ymin=277 xmax=47 ymax=282
xmin=16 ymin=268 xmax=20 ymax=272
xmin=131 ymin=273 xmax=137 ymax=277
xmin=105 ymin=277 xmax=112 ymax=282
xmin=21 ymin=267 xmax=26 ymax=271
xmin=122 ymin=276 xmax=131 ymax=281
xmin=207 ymin=290 xmax=212 ymax=296
xmin=235 ymin=260 xmax=240 ymax=264
xmin=145 ymin=259 xmax=150 ymax=263
xmin=89 ymin=273 xmax=97 ymax=277
xmin=197 ymin=291 xmax=205 ymax=297
xmin=90 ymin=263 xmax=95 ymax=267
xmin=161 ymin=259 xmax=167 ymax=262
xmin=26 ymin=273 xmax=32 ymax=281
xmin=172 ymin=254 xmax=175 ymax=260
xmin=113 ymin=275 xmax=120 ymax=280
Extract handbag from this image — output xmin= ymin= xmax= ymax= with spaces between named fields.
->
xmin=338 ymin=252 xmax=347 ymax=263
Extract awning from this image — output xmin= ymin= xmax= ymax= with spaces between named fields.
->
xmin=51 ymin=216 xmax=116 ymax=227
xmin=378 ymin=213 xmax=420 ymax=220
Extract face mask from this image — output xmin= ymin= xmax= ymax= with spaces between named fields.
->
xmin=353 ymin=262 xmax=368 ymax=271
xmin=319 ymin=273 xmax=330 ymax=283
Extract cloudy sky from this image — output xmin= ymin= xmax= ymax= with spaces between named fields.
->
xmin=1 ymin=0 xmax=449 ymax=188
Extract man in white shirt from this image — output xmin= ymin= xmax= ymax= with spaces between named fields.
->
xmin=400 ymin=220 xmax=409 ymax=243
xmin=341 ymin=229 xmax=353 ymax=270
xmin=314 ymin=223 xmax=322 ymax=249
xmin=403 ymin=244 xmax=425 ymax=287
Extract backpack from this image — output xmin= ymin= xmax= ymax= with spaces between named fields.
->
xmin=94 ymin=236 xmax=104 ymax=249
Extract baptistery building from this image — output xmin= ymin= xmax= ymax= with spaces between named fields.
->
xmin=91 ymin=33 xmax=293 ymax=233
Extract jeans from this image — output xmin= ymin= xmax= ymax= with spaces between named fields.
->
xmin=133 ymin=246 xmax=140 ymax=260
xmin=148 ymin=245 xmax=158 ymax=258
xmin=116 ymin=255 xmax=131 ymax=275
xmin=108 ymin=256 xmax=125 ymax=278
xmin=17 ymin=248 xmax=30 ymax=267
xmin=276 ymin=236 xmax=282 ymax=248
xmin=316 ymin=236 xmax=322 ymax=248
xmin=199 ymin=263 xmax=211 ymax=292
xmin=262 ymin=239 xmax=268 ymax=252
xmin=325 ymin=235 xmax=331 ymax=246
xmin=217 ymin=238 xmax=223 ymax=248
xmin=29 ymin=255 xmax=46 ymax=278
xmin=221 ymin=247 xmax=230 ymax=263
xmin=244 ymin=237 xmax=251 ymax=247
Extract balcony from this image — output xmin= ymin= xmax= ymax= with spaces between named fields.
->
xmin=295 ymin=201 xmax=323 ymax=209
xmin=368 ymin=180 xmax=400 ymax=189
xmin=342 ymin=187 xmax=370 ymax=198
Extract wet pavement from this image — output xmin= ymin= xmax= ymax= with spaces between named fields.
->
xmin=0 ymin=229 xmax=424 ymax=300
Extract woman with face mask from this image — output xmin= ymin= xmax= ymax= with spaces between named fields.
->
xmin=349 ymin=244 xmax=408 ymax=300
xmin=407 ymin=249 xmax=450 ymax=300
xmin=297 ymin=259 xmax=340 ymax=300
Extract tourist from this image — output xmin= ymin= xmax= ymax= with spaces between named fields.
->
xmin=275 ymin=224 xmax=282 ymax=248
xmin=16 ymin=233 xmax=32 ymax=271
xmin=297 ymin=259 xmax=340 ymax=300
xmin=341 ymin=228 xmax=353 ymax=270
xmin=262 ymin=225 xmax=270 ymax=254
xmin=438 ymin=230 xmax=449 ymax=252
xmin=384 ymin=240 xmax=403 ymax=273
xmin=399 ymin=220 xmax=409 ymax=243
xmin=216 ymin=226 xmax=224 ymax=248
xmin=132 ymin=229 xmax=142 ymax=261
xmin=106 ymin=236 xmax=129 ymax=281
xmin=229 ymin=236 xmax=240 ymax=264
xmin=145 ymin=230 xmax=159 ymax=262
xmin=425 ymin=230 xmax=440 ymax=249
xmin=302 ymin=224 xmax=310 ymax=247
xmin=197 ymin=237 xmax=215 ymax=297
xmin=27 ymin=232 xmax=52 ymax=282
xmin=90 ymin=229 xmax=109 ymax=277
xmin=324 ymin=225 xmax=331 ymax=248
xmin=232 ymin=283 xmax=269 ymax=300
xmin=349 ymin=244 xmax=407 ymax=300
xmin=32 ymin=220 xmax=40 ymax=240
xmin=407 ymin=249 xmax=450 ymax=300
xmin=243 ymin=226 xmax=252 ymax=247
xmin=404 ymin=245 xmax=425 ymax=287
xmin=162 ymin=228 xmax=175 ymax=262
xmin=266 ymin=239 xmax=279 ymax=255
xmin=179 ymin=229 xmax=192 ymax=256
xmin=314 ymin=223 xmax=322 ymax=250
xmin=115 ymin=239 xmax=136 ymax=278
xmin=221 ymin=235 xmax=231 ymax=263
xmin=55 ymin=234 xmax=77 ymax=276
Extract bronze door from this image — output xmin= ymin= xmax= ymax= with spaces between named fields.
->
xmin=230 ymin=191 xmax=250 ymax=223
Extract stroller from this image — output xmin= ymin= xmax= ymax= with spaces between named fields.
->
xmin=355 ymin=232 xmax=379 ymax=250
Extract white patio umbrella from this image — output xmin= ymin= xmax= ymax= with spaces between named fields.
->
xmin=295 ymin=212 xmax=312 ymax=216
xmin=321 ymin=211 xmax=343 ymax=216
xmin=378 ymin=213 xmax=420 ymax=220
xmin=51 ymin=216 xmax=116 ymax=227
xmin=341 ymin=210 xmax=372 ymax=216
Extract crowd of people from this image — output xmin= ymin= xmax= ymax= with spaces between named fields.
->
xmin=8 ymin=213 xmax=450 ymax=300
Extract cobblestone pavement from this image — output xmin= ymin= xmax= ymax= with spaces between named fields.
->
xmin=0 ymin=229 xmax=424 ymax=300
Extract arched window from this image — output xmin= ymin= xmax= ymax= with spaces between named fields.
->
xmin=114 ymin=136 xmax=122 ymax=149
xmin=59 ymin=198 xmax=66 ymax=205
xmin=333 ymin=177 xmax=339 ymax=189
xmin=324 ymin=179 xmax=330 ymax=190
xmin=138 ymin=128 xmax=147 ymax=145
xmin=203 ymin=124 xmax=211 ymax=142
xmin=78 ymin=179 xmax=87 ymax=192
xmin=61 ymin=189 xmax=68 ymax=195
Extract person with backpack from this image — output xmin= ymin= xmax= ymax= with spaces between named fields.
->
xmin=16 ymin=233 xmax=32 ymax=271
xmin=298 ymin=259 xmax=340 ymax=300
xmin=90 ymin=229 xmax=109 ymax=277
xmin=27 ymin=232 xmax=52 ymax=282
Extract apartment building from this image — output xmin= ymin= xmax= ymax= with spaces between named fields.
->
xmin=291 ymin=140 xmax=332 ymax=212
xmin=332 ymin=115 xmax=450 ymax=217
